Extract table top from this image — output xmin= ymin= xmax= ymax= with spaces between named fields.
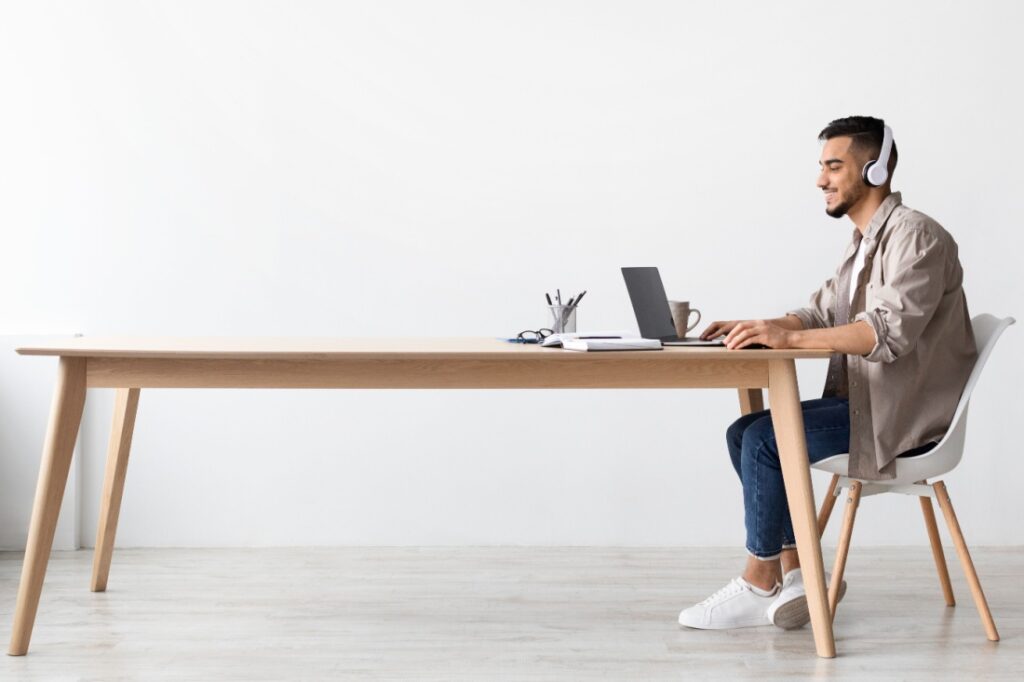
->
xmin=16 ymin=337 xmax=834 ymax=361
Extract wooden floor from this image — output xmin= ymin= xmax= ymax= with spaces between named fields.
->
xmin=1 ymin=547 xmax=1020 ymax=680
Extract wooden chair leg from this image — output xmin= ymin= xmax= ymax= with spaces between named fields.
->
xmin=829 ymin=480 xmax=861 ymax=622
xmin=817 ymin=474 xmax=840 ymax=537
xmin=919 ymin=493 xmax=955 ymax=607
xmin=933 ymin=481 xmax=1000 ymax=641
xmin=91 ymin=388 xmax=141 ymax=592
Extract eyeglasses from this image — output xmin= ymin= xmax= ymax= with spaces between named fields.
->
xmin=515 ymin=328 xmax=554 ymax=343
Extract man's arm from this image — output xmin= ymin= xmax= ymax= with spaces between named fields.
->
xmin=721 ymin=316 xmax=876 ymax=353
xmin=788 ymin=320 xmax=876 ymax=355
xmin=769 ymin=314 xmax=806 ymax=331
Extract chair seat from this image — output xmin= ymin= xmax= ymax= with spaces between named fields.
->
xmin=811 ymin=449 xmax=956 ymax=486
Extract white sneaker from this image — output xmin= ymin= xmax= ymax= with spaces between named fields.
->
xmin=767 ymin=568 xmax=847 ymax=630
xmin=678 ymin=577 xmax=779 ymax=629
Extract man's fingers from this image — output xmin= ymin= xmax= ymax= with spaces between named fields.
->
xmin=744 ymin=335 xmax=767 ymax=349
xmin=725 ymin=322 xmax=750 ymax=343
xmin=701 ymin=321 xmax=727 ymax=340
xmin=729 ymin=327 xmax=762 ymax=349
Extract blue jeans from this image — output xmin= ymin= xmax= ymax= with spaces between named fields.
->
xmin=726 ymin=397 xmax=850 ymax=560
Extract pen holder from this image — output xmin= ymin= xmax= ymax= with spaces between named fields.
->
xmin=548 ymin=305 xmax=577 ymax=334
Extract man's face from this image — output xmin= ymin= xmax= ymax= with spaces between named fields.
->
xmin=816 ymin=136 xmax=867 ymax=219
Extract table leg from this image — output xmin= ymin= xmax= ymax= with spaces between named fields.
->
xmin=737 ymin=388 xmax=764 ymax=416
xmin=8 ymin=357 xmax=87 ymax=656
xmin=91 ymin=388 xmax=141 ymax=592
xmin=767 ymin=359 xmax=835 ymax=658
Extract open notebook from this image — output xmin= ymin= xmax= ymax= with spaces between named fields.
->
xmin=540 ymin=333 xmax=662 ymax=352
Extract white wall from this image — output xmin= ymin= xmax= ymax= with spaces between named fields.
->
xmin=1 ymin=1 xmax=1021 ymax=548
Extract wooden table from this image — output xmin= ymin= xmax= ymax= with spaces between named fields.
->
xmin=6 ymin=338 xmax=836 ymax=657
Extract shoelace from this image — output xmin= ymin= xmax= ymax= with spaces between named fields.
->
xmin=697 ymin=578 xmax=746 ymax=606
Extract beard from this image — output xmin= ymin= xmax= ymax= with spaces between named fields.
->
xmin=825 ymin=199 xmax=852 ymax=218
xmin=824 ymin=184 xmax=865 ymax=218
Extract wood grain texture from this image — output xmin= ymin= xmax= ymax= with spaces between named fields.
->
xmin=91 ymin=388 xmax=141 ymax=593
xmin=920 ymin=493 xmax=956 ymax=607
xmin=829 ymin=481 xmax=861 ymax=621
xmin=817 ymin=474 xmax=841 ymax=537
xmin=767 ymin=359 xmax=834 ymax=658
xmin=16 ymin=336 xmax=834 ymax=360
xmin=737 ymin=388 xmax=764 ymax=415
xmin=85 ymin=356 xmax=772 ymax=389
xmin=934 ymin=481 xmax=1000 ymax=641
xmin=7 ymin=341 xmax=836 ymax=658
xmin=7 ymin=358 xmax=87 ymax=656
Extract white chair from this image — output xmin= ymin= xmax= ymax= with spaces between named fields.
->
xmin=813 ymin=314 xmax=1015 ymax=641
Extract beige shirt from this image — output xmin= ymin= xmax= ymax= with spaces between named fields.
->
xmin=787 ymin=192 xmax=978 ymax=480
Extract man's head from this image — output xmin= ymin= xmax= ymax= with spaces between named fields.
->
xmin=816 ymin=116 xmax=897 ymax=219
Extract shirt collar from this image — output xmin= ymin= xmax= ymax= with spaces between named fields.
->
xmin=850 ymin=191 xmax=903 ymax=246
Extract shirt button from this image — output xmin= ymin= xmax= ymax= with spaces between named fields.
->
xmin=854 ymin=409 xmax=860 ymax=415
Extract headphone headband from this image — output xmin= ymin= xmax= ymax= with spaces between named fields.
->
xmin=863 ymin=124 xmax=894 ymax=187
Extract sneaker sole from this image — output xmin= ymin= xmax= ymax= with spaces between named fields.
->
xmin=771 ymin=579 xmax=847 ymax=630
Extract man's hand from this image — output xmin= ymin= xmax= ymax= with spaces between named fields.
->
xmin=699 ymin=320 xmax=743 ymax=341
xmin=700 ymin=319 xmax=794 ymax=349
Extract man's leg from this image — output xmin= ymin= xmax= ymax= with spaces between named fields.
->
xmin=731 ymin=399 xmax=849 ymax=588
xmin=678 ymin=399 xmax=849 ymax=630
xmin=741 ymin=550 xmax=801 ymax=591
xmin=738 ymin=398 xmax=851 ymax=628
xmin=726 ymin=398 xmax=843 ymax=482
xmin=772 ymin=398 xmax=851 ymax=563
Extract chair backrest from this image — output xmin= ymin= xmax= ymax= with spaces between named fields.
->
xmin=911 ymin=314 xmax=1015 ymax=471
xmin=950 ymin=314 xmax=1015 ymax=431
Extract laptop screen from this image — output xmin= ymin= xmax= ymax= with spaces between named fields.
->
xmin=621 ymin=267 xmax=678 ymax=341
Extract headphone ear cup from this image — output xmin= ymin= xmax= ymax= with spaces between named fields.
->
xmin=862 ymin=161 xmax=877 ymax=186
xmin=863 ymin=160 xmax=888 ymax=187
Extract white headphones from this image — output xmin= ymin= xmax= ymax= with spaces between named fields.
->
xmin=862 ymin=124 xmax=894 ymax=187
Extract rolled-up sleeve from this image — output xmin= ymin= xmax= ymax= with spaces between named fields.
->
xmin=786 ymin=273 xmax=838 ymax=330
xmin=855 ymin=227 xmax=947 ymax=364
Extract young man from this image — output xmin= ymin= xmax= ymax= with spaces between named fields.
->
xmin=678 ymin=116 xmax=978 ymax=630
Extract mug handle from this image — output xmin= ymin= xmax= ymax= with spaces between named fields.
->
xmin=686 ymin=309 xmax=702 ymax=333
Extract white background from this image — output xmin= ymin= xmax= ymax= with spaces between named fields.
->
xmin=1 ymin=1 xmax=1021 ymax=549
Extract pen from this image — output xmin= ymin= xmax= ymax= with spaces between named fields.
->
xmin=564 ymin=290 xmax=586 ymax=329
xmin=557 ymin=289 xmax=562 ymax=306
xmin=546 ymin=293 xmax=553 ymax=305
xmin=560 ymin=296 xmax=576 ymax=329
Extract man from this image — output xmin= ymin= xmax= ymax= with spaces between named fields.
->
xmin=677 ymin=116 xmax=978 ymax=630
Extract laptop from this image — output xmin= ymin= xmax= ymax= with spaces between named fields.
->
xmin=621 ymin=267 xmax=726 ymax=346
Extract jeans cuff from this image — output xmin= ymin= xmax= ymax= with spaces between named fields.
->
xmin=746 ymin=548 xmax=781 ymax=561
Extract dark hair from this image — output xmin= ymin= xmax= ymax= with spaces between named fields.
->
xmin=818 ymin=115 xmax=897 ymax=177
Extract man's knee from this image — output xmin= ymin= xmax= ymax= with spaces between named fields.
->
xmin=726 ymin=417 xmax=747 ymax=448
xmin=741 ymin=416 xmax=778 ymax=464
